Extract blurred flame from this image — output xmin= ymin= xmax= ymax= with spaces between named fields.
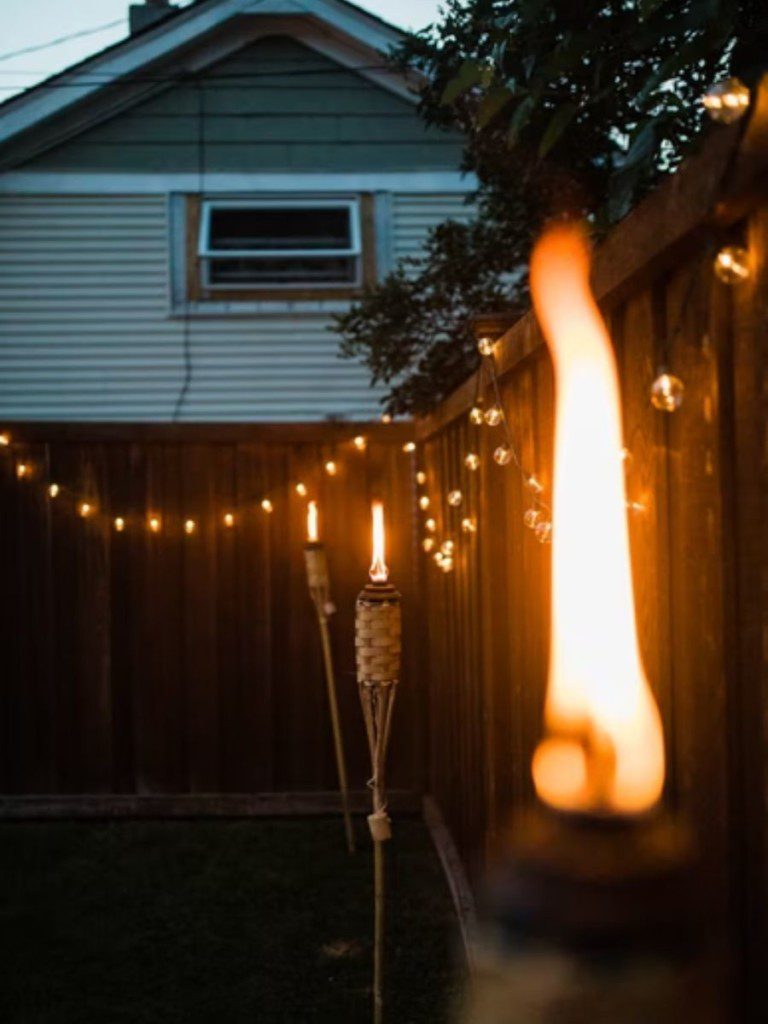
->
xmin=370 ymin=501 xmax=388 ymax=583
xmin=307 ymin=500 xmax=319 ymax=543
xmin=530 ymin=223 xmax=664 ymax=816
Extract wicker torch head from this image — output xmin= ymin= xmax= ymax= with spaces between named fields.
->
xmin=355 ymin=582 xmax=402 ymax=686
xmin=304 ymin=542 xmax=330 ymax=596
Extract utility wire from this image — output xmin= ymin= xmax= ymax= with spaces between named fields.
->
xmin=0 ymin=19 xmax=126 ymax=63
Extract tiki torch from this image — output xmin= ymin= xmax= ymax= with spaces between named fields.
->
xmin=465 ymin=225 xmax=725 ymax=1022
xmin=304 ymin=500 xmax=355 ymax=854
xmin=356 ymin=500 xmax=401 ymax=1024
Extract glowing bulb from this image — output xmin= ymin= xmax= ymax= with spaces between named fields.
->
xmin=650 ymin=371 xmax=685 ymax=412
xmin=422 ymin=537 xmax=435 ymax=552
xmin=714 ymin=245 xmax=750 ymax=283
xmin=381 ymin=413 xmax=392 ymax=424
xmin=402 ymin=441 xmax=416 ymax=454
xmin=353 ymin=435 xmax=367 ymax=451
xmin=416 ymin=470 xmax=427 ymax=485
xmin=447 ymin=489 xmax=463 ymax=507
xmin=440 ymin=556 xmax=454 ymax=573
xmin=484 ymin=406 xmax=503 ymax=426
xmin=441 ymin=539 xmax=454 ymax=556
xmin=307 ymin=500 xmax=319 ymax=543
xmin=477 ymin=336 xmax=495 ymax=357
xmin=369 ymin=501 xmax=388 ymax=583
xmin=702 ymin=77 xmax=750 ymax=123
xmin=469 ymin=406 xmax=484 ymax=425
xmin=523 ymin=508 xmax=542 ymax=530
xmin=295 ymin=482 xmax=308 ymax=497
xmin=79 ymin=502 xmax=93 ymax=518
xmin=16 ymin=462 xmax=29 ymax=479
xmin=425 ymin=518 xmax=436 ymax=533
xmin=223 ymin=512 xmax=235 ymax=528
xmin=184 ymin=518 xmax=196 ymax=535
xmin=261 ymin=498 xmax=274 ymax=513
xmin=324 ymin=460 xmax=337 ymax=476
xmin=464 ymin=453 xmax=480 ymax=471
xmin=526 ymin=474 xmax=543 ymax=495
xmin=461 ymin=516 xmax=477 ymax=534
xmin=534 ymin=519 xmax=552 ymax=544
xmin=0 ymin=432 xmax=10 ymax=446
xmin=114 ymin=516 xmax=125 ymax=532
xmin=493 ymin=445 xmax=512 ymax=466
xmin=149 ymin=515 xmax=161 ymax=532
xmin=48 ymin=483 xmax=60 ymax=498
xmin=419 ymin=495 xmax=430 ymax=510
xmin=433 ymin=551 xmax=444 ymax=565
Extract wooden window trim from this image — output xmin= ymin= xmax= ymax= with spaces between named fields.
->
xmin=186 ymin=194 xmax=377 ymax=303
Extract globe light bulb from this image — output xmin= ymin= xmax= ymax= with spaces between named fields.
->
xmin=79 ymin=502 xmax=93 ymax=518
xmin=447 ymin=489 xmax=463 ymax=507
xmin=381 ymin=413 xmax=392 ymax=424
xmin=0 ymin=432 xmax=9 ymax=446
xmin=295 ymin=482 xmax=307 ymax=497
xmin=16 ymin=462 xmax=29 ymax=479
xmin=402 ymin=441 xmax=416 ymax=453
xmin=324 ymin=460 xmax=337 ymax=476
xmin=441 ymin=539 xmax=455 ymax=556
xmin=714 ymin=245 xmax=750 ymax=284
xmin=650 ymin=371 xmax=685 ymax=412
xmin=114 ymin=516 xmax=125 ymax=532
xmin=702 ymin=77 xmax=750 ymax=124
xmin=425 ymin=518 xmax=437 ymax=533
xmin=440 ymin=556 xmax=454 ymax=573
xmin=525 ymin=474 xmax=543 ymax=495
xmin=469 ymin=405 xmax=484 ymax=425
xmin=534 ymin=519 xmax=552 ymax=544
xmin=48 ymin=483 xmax=60 ymax=498
xmin=523 ymin=508 xmax=542 ymax=530
xmin=493 ymin=445 xmax=512 ymax=466
xmin=416 ymin=470 xmax=427 ymax=485
xmin=223 ymin=512 xmax=235 ymax=528
xmin=353 ymin=435 xmax=367 ymax=451
xmin=433 ymin=550 xmax=444 ymax=565
xmin=422 ymin=537 xmax=435 ymax=553
xmin=419 ymin=495 xmax=430 ymax=510
xmin=184 ymin=518 xmax=197 ymax=535
xmin=261 ymin=498 xmax=274 ymax=513
xmin=484 ymin=406 xmax=503 ymax=426
xmin=148 ymin=515 xmax=161 ymax=532
xmin=461 ymin=516 xmax=477 ymax=534
xmin=477 ymin=336 xmax=495 ymax=357
xmin=464 ymin=452 xmax=480 ymax=471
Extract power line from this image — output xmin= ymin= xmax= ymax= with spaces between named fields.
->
xmin=0 ymin=19 xmax=126 ymax=64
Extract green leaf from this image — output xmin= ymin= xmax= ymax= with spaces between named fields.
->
xmin=440 ymin=60 xmax=482 ymax=106
xmin=538 ymin=103 xmax=578 ymax=158
xmin=506 ymin=95 xmax=536 ymax=146
xmin=623 ymin=119 xmax=656 ymax=167
xmin=477 ymin=85 xmax=514 ymax=129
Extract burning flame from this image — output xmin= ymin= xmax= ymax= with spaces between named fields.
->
xmin=369 ymin=501 xmax=388 ymax=583
xmin=530 ymin=223 xmax=664 ymax=816
xmin=307 ymin=500 xmax=319 ymax=544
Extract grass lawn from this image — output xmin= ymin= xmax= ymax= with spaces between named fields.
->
xmin=0 ymin=815 xmax=465 ymax=1024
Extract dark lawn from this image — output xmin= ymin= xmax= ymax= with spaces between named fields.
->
xmin=0 ymin=816 xmax=464 ymax=1024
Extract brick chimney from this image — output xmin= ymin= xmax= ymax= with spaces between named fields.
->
xmin=129 ymin=0 xmax=174 ymax=36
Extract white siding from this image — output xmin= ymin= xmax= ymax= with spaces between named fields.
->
xmin=0 ymin=193 xmax=472 ymax=421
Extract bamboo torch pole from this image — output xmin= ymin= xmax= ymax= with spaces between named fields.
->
xmin=304 ymin=500 xmax=355 ymax=854
xmin=356 ymin=501 xmax=401 ymax=1024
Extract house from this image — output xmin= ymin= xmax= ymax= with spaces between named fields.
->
xmin=0 ymin=0 xmax=473 ymax=422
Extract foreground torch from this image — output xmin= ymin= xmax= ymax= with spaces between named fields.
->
xmin=304 ymin=500 xmax=355 ymax=854
xmin=465 ymin=224 xmax=724 ymax=1022
xmin=356 ymin=501 xmax=401 ymax=1024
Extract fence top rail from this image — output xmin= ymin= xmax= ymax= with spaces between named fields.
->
xmin=416 ymin=72 xmax=768 ymax=441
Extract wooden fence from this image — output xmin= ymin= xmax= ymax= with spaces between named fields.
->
xmin=0 ymin=423 xmax=421 ymax=800
xmin=416 ymin=86 xmax=768 ymax=1019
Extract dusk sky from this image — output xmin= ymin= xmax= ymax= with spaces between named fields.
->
xmin=0 ymin=0 xmax=444 ymax=101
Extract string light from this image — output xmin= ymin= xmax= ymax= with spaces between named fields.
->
xmin=714 ymin=245 xmax=750 ymax=283
xmin=48 ymin=482 xmax=60 ymax=498
xmin=493 ymin=445 xmax=512 ymax=466
xmin=484 ymin=406 xmax=503 ymax=426
xmin=464 ymin=453 xmax=480 ymax=471
xmin=16 ymin=462 xmax=29 ymax=479
xmin=650 ymin=371 xmax=685 ymax=412
xmin=477 ymin=336 xmax=495 ymax=356
xmin=114 ymin=516 xmax=125 ymax=532
xmin=416 ymin=470 xmax=427 ymax=485
xmin=261 ymin=498 xmax=274 ymax=513
xmin=441 ymin=539 xmax=455 ymax=556
xmin=440 ymin=556 xmax=454 ymax=573
xmin=402 ymin=441 xmax=416 ymax=453
xmin=523 ymin=508 xmax=542 ymax=530
xmin=353 ymin=435 xmax=367 ymax=451
xmin=469 ymin=405 xmax=484 ymax=425
xmin=419 ymin=495 xmax=430 ymax=510
xmin=525 ymin=475 xmax=544 ymax=495
xmin=381 ymin=413 xmax=392 ymax=424
xmin=324 ymin=460 xmax=337 ymax=476
xmin=184 ymin=518 xmax=197 ymax=535
xmin=422 ymin=537 xmax=435 ymax=553
xmin=461 ymin=516 xmax=477 ymax=534
xmin=295 ymin=482 xmax=308 ymax=497
xmin=0 ymin=432 xmax=10 ymax=446
xmin=447 ymin=489 xmax=463 ymax=507
xmin=433 ymin=550 xmax=444 ymax=566
xmin=223 ymin=512 xmax=235 ymax=528
xmin=79 ymin=501 xmax=93 ymax=518
xmin=534 ymin=520 xmax=552 ymax=544
xmin=425 ymin=518 xmax=436 ymax=533
xmin=148 ymin=515 xmax=161 ymax=533
xmin=702 ymin=77 xmax=750 ymax=123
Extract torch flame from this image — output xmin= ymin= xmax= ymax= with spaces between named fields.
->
xmin=307 ymin=500 xmax=319 ymax=544
xmin=369 ymin=501 xmax=388 ymax=583
xmin=530 ymin=223 xmax=664 ymax=816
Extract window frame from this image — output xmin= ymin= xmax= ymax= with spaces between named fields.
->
xmin=197 ymin=197 xmax=363 ymax=292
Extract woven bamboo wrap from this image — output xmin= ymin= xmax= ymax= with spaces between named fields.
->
xmin=355 ymin=585 xmax=402 ymax=684
xmin=304 ymin=544 xmax=329 ymax=592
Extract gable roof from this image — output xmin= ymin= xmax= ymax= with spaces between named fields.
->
xmin=0 ymin=0 xmax=416 ymax=168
